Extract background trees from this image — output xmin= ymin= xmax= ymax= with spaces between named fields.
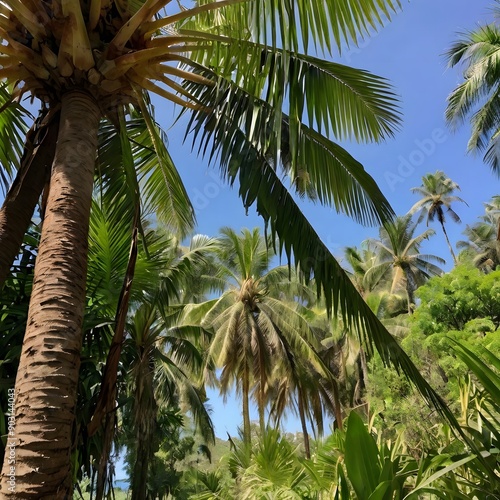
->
xmin=364 ymin=214 xmax=444 ymax=313
xmin=446 ymin=4 xmax=500 ymax=171
xmin=0 ymin=0 xmax=412 ymax=493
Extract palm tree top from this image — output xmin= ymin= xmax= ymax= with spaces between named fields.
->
xmin=409 ymin=170 xmax=467 ymax=226
xmin=445 ymin=13 xmax=500 ymax=172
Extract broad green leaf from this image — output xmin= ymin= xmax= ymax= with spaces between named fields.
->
xmin=344 ymin=411 xmax=380 ymax=499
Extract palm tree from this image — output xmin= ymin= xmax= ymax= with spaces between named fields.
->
xmin=409 ymin=171 xmax=467 ymax=264
xmin=122 ymin=303 xmax=214 ymax=500
xmin=446 ymin=5 xmax=500 ymax=171
xmin=366 ymin=215 xmax=445 ymax=314
xmin=458 ymin=195 xmax=500 ymax=271
xmin=183 ymin=227 xmax=327 ymax=447
xmin=344 ymin=243 xmax=392 ymax=298
xmin=82 ymin=196 xmax=219 ymax=497
xmin=0 ymin=1 xmax=462 ymax=494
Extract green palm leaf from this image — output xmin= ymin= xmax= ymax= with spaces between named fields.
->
xmin=96 ymin=106 xmax=195 ymax=238
xmin=0 ymin=84 xmax=28 ymax=193
xmin=179 ymin=34 xmax=401 ymax=142
xmin=446 ymin=23 xmax=500 ymax=172
xmin=220 ymin=141 xmax=461 ymax=433
xmin=183 ymin=71 xmax=395 ymax=226
xmin=179 ymin=0 xmax=402 ymax=54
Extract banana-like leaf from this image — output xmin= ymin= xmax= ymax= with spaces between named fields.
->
xmin=344 ymin=411 xmax=381 ymax=499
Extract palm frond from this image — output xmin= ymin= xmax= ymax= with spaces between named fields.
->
xmin=180 ymin=34 xmax=401 ymax=142
xmin=97 ymin=105 xmax=195 ymax=239
xmin=183 ymin=70 xmax=395 ymax=227
xmin=0 ymin=85 xmax=30 ymax=193
xmin=179 ymin=0 xmax=402 ymax=54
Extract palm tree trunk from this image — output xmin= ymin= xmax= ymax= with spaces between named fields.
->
xmin=258 ymin=369 xmax=266 ymax=432
xmin=440 ymin=221 xmax=457 ymax=264
xmin=403 ymin=265 xmax=416 ymax=315
xmin=331 ymin=377 xmax=343 ymax=430
xmin=297 ymin=390 xmax=311 ymax=459
xmin=131 ymin=361 xmax=157 ymax=500
xmin=0 ymin=91 xmax=100 ymax=498
xmin=95 ymin=409 xmax=116 ymax=500
xmin=242 ymin=362 xmax=252 ymax=446
xmin=0 ymin=113 xmax=58 ymax=289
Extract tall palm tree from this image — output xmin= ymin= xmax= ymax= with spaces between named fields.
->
xmin=122 ymin=303 xmax=213 ymax=500
xmin=0 ymin=1 xmax=462 ymax=495
xmin=446 ymin=4 xmax=500 ymax=171
xmin=409 ymin=171 xmax=467 ymax=264
xmin=183 ymin=227 xmax=328 ymax=447
xmin=366 ymin=215 xmax=445 ymax=314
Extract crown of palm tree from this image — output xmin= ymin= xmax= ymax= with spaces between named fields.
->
xmin=446 ymin=12 xmax=500 ymax=171
xmin=1 ymin=0 xmax=214 ymax=110
xmin=365 ymin=214 xmax=444 ymax=296
xmin=409 ymin=171 xmax=467 ymax=226
xmin=458 ymin=195 xmax=500 ymax=270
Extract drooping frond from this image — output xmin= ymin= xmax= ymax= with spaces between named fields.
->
xmin=96 ymin=108 xmax=195 ymax=238
xmin=183 ymin=69 xmax=395 ymax=227
xmin=446 ymin=23 xmax=500 ymax=172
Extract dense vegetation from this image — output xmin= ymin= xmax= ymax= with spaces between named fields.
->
xmin=1 ymin=174 xmax=500 ymax=498
xmin=0 ymin=0 xmax=499 ymax=498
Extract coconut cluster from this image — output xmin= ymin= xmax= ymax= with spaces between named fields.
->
xmin=0 ymin=0 xmax=210 ymax=110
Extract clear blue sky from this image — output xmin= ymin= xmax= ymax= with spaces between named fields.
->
xmin=148 ymin=0 xmax=498 ymax=438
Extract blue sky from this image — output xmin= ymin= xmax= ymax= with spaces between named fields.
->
xmin=147 ymin=0 xmax=498 ymax=438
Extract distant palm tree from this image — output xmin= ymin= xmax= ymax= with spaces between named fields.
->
xmin=446 ymin=8 xmax=500 ymax=171
xmin=409 ymin=171 xmax=467 ymax=264
xmin=458 ymin=196 xmax=500 ymax=271
xmin=366 ymin=215 xmax=445 ymax=314
xmin=344 ymin=243 xmax=392 ymax=298
xmin=184 ymin=227 xmax=327 ymax=447
xmin=123 ymin=303 xmax=214 ymax=500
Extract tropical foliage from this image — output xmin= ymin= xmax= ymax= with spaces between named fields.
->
xmin=1 ymin=0 xmax=500 ymax=498
xmin=0 ymin=0 xmax=420 ymax=494
xmin=446 ymin=0 xmax=500 ymax=171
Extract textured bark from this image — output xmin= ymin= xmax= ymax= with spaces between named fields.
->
xmin=0 ymin=91 xmax=100 ymax=498
xmin=440 ymin=221 xmax=457 ymax=265
xmin=0 ymin=112 xmax=59 ymax=289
